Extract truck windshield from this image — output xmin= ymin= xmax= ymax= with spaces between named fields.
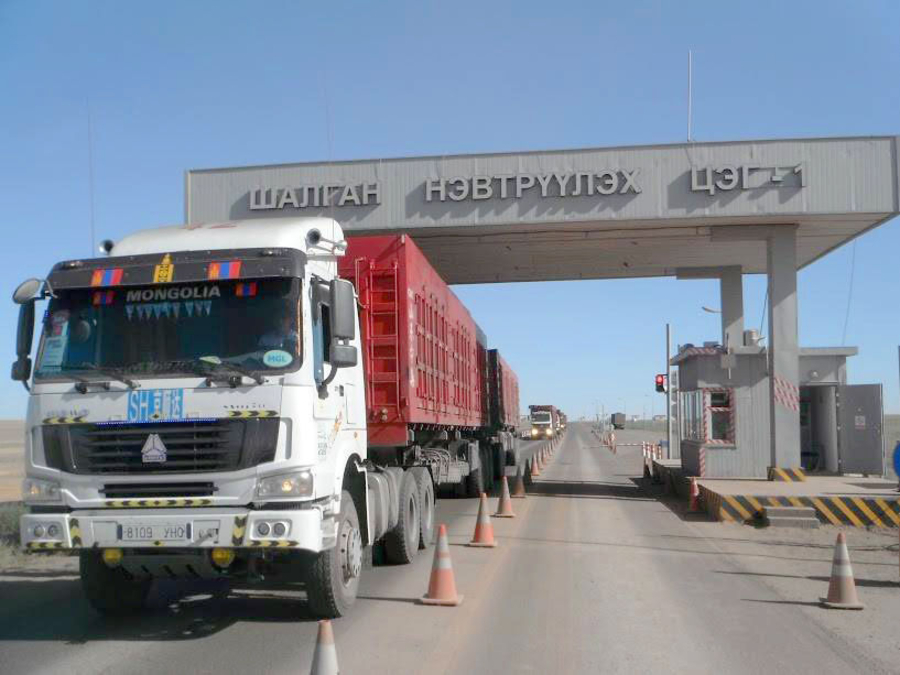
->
xmin=34 ymin=278 xmax=302 ymax=382
xmin=532 ymin=412 xmax=551 ymax=424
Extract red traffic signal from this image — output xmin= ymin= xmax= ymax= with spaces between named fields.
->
xmin=655 ymin=374 xmax=667 ymax=393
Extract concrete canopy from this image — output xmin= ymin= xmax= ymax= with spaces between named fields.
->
xmin=186 ymin=136 xmax=900 ymax=284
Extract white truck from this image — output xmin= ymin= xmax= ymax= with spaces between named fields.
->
xmin=12 ymin=217 xmax=498 ymax=618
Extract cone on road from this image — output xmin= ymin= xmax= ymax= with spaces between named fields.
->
xmin=511 ymin=465 xmax=527 ymax=498
xmin=419 ymin=524 xmax=463 ymax=606
xmin=468 ymin=492 xmax=498 ymax=547
xmin=494 ymin=476 xmax=516 ymax=517
xmin=821 ymin=532 xmax=864 ymax=610
xmin=688 ymin=477 xmax=701 ymax=512
xmin=310 ymin=620 xmax=339 ymax=675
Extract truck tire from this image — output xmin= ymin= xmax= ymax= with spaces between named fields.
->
xmin=79 ymin=551 xmax=151 ymax=616
xmin=465 ymin=465 xmax=484 ymax=498
xmin=305 ymin=489 xmax=363 ymax=618
xmin=410 ymin=467 xmax=435 ymax=549
xmin=384 ymin=471 xmax=421 ymax=564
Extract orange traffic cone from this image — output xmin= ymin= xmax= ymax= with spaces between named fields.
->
xmin=821 ymin=532 xmax=864 ymax=610
xmin=468 ymin=493 xmax=498 ymax=547
xmin=531 ymin=454 xmax=542 ymax=476
xmin=688 ymin=477 xmax=701 ymax=512
xmin=511 ymin=465 xmax=527 ymax=498
xmin=494 ymin=476 xmax=516 ymax=517
xmin=310 ymin=620 xmax=339 ymax=675
xmin=419 ymin=524 xmax=463 ymax=606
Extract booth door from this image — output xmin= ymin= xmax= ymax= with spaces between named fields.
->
xmin=837 ymin=384 xmax=884 ymax=475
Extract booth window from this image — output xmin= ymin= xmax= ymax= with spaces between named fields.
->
xmin=708 ymin=390 xmax=734 ymax=443
xmin=679 ymin=389 xmax=734 ymax=444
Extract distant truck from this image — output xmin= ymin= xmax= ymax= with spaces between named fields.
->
xmin=610 ymin=412 xmax=626 ymax=430
xmin=529 ymin=404 xmax=558 ymax=439
xmin=558 ymin=411 xmax=567 ymax=431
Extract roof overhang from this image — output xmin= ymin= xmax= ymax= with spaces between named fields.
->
xmin=185 ymin=136 xmax=900 ymax=284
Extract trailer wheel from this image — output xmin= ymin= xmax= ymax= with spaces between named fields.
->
xmin=410 ymin=467 xmax=435 ymax=549
xmin=465 ymin=465 xmax=484 ymax=498
xmin=384 ymin=471 xmax=421 ymax=564
xmin=305 ymin=489 xmax=362 ymax=618
xmin=79 ymin=551 xmax=151 ymax=616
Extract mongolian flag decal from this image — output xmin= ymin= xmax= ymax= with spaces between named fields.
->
xmin=90 ymin=268 xmax=124 ymax=287
xmin=208 ymin=261 xmax=242 ymax=280
xmin=235 ymin=282 xmax=257 ymax=297
xmin=92 ymin=290 xmax=115 ymax=306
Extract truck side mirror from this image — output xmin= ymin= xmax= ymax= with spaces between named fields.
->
xmin=329 ymin=342 xmax=358 ymax=368
xmin=11 ymin=301 xmax=35 ymax=383
xmin=330 ymin=279 xmax=356 ymax=340
xmin=13 ymin=278 xmax=42 ymax=305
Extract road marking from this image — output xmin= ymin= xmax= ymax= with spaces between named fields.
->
xmin=810 ymin=498 xmax=841 ymax=526
xmin=830 ymin=498 xmax=863 ymax=527
xmin=851 ymin=497 xmax=884 ymax=528
xmin=723 ymin=496 xmax=752 ymax=521
xmin=874 ymin=498 xmax=900 ymax=526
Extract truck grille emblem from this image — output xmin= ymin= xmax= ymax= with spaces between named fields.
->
xmin=141 ymin=434 xmax=168 ymax=463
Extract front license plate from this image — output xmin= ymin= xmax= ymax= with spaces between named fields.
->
xmin=118 ymin=521 xmax=192 ymax=543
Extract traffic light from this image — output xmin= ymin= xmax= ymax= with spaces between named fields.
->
xmin=655 ymin=374 xmax=667 ymax=393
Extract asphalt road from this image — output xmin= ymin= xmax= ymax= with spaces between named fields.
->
xmin=0 ymin=424 xmax=890 ymax=674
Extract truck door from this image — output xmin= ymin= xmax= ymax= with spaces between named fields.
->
xmin=837 ymin=384 xmax=884 ymax=476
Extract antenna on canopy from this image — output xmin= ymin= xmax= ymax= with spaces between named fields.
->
xmin=687 ymin=50 xmax=693 ymax=143
xmin=322 ymin=72 xmax=337 ymax=244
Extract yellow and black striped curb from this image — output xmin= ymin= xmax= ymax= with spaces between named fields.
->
xmin=767 ymin=466 xmax=806 ymax=482
xmin=104 ymin=498 xmax=213 ymax=508
xmin=715 ymin=493 xmax=900 ymax=528
xmin=226 ymin=410 xmax=278 ymax=418
xmin=42 ymin=416 xmax=86 ymax=425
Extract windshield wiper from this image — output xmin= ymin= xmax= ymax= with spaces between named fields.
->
xmin=75 ymin=363 xmax=139 ymax=390
xmin=55 ymin=370 xmax=110 ymax=393
xmin=192 ymin=358 xmax=264 ymax=387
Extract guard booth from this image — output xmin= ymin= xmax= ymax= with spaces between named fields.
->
xmin=672 ymin=341 xmax=884 ymax=479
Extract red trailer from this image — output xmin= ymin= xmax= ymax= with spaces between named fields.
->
xmin=340 ymin=235 xmax=519 ymax=494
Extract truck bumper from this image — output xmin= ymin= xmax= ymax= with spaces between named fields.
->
xmin=21 ymin=507 xmax=335 ymax=553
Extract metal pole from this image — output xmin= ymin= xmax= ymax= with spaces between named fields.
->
xmin=687 ymin=51 xmax=693 ymax=143
xmin=666 ymin=323 xmax=672 ymax=459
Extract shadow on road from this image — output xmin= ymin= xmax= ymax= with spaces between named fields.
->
xmin=0 ymin=576 xmax=318 ymax=643
xmin=715 ymin=569 xmax=900 ymax=587
xmin=527 ymin=478 xmax=655 ymax=502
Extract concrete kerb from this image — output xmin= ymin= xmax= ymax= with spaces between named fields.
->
xmin=650 ymin=459 xmax=900 ymax=529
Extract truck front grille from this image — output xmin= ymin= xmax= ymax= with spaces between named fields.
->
xmin=44 ymin=418 xmax=279 ymax=475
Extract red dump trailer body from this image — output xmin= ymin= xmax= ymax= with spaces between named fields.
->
xmin=488 ymin=349 xmax=519 ymax=431
xmin=340 ymin=235 xmax=491 ymax=447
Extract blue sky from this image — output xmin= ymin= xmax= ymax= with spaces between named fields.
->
xmin=1 ymin=1 xmax=898 ymax=418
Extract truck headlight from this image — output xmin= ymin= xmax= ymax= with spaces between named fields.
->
xmin=531 ymin=429 xmax=538 ymax=437
xmin=256 ymin=470 xmax=314 ymax=499
xmin=22 ymin=477 xmax=61 ymax=503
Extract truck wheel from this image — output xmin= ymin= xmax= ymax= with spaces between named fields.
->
xmin=306 ymin=489 xmax=363 ymax=618
xmin=465 ymin=465 xmax=484 ymax=498
xmin=384 ymin=471 xmax=421 ymax=564
xmin=79 ymin=551 xmax=151 ymax=616
xmin=410 ymin=467 xmax=435 ymax=549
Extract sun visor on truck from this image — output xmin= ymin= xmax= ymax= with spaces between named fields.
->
xmin=45 ymin=248 xmax=306 ymax=290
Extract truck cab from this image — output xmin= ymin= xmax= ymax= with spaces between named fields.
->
xmin=12 ymin=218 xmax=374 ymax=617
